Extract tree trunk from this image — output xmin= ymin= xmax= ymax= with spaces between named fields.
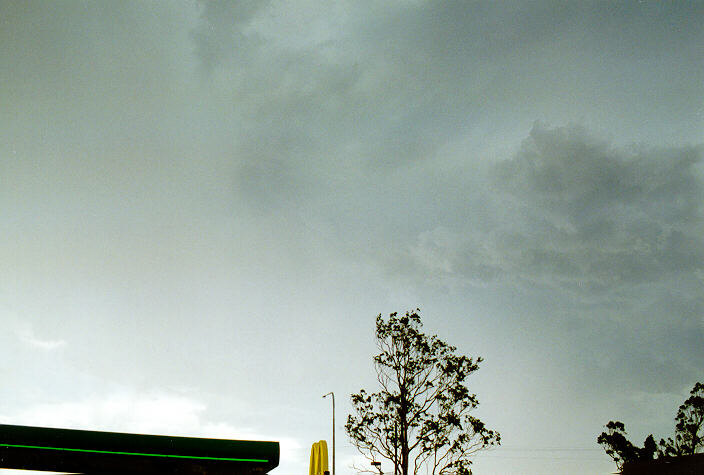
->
xmin=400 ymin=387 xmax=409 ymax=475
xmin=394 ymin=422 xmax=399 ymax=475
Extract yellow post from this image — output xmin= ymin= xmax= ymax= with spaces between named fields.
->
xmin=309 ymin=440 xmax=329 ymax=475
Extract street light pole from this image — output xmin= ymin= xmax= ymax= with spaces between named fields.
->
xmin=322 ymin=392 xmax=335 ymax=475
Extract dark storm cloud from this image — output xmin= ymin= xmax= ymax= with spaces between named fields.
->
xmin=193 ymin=0 xmax=704 ymax=395
xmin=397 ymin=125 xmax=703 ymax=293
xmin=491 ymin=125 xmax=704 ymax=291
xmin=398 ymin=124 xmax=704 ymax=394
xmin=188 ymin=0 xmax=703 ymax=217
xmin=348 ymin=0 xmax=704 ymax=143
xmin=187 ymin=0 xmax=704 ymax=400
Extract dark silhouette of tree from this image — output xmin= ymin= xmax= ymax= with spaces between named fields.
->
xmin=598 ymin=381 xmax=703 ymax=471
xmin=345 ymin=310 xmax=499 ymax=475
xmin=597 ymin=421 xmax=655 ymax=471
xmin=658 ymin=382 xmax=704 ymax=457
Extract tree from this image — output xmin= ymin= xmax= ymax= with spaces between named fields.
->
xmin=658 ymin=382 xmax=704 ymax=457
xmin=345 ymin=310 xmax=500 ymax=475
xmin=596 ymin=421 xmax=655 ymax=471
xmin=598 ymin=381 xmax=703 ymax=471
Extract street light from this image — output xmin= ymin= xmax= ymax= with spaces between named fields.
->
xmin=322 ymin=392 xmax=335 ymax=475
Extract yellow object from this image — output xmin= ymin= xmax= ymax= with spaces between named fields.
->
xmin=309 ymin=440 xmax=329 ymax=475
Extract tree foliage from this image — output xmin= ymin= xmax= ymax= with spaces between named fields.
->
xmin=596 ymin=421 xmax=655 ymax=471
xmin=598 ymin=381 xmax=703 ymax=471
xmin=658 ymin=382 xmax=704 ymax=457
xmin=345 ymin=310 xmax=499 ymax=475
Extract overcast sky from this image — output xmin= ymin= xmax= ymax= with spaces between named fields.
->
xmin=1 ymin=1 xmax=703 ymax=474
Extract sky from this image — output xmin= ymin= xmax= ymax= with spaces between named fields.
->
xmin=1 ymin=1 xmax=703 ymax=474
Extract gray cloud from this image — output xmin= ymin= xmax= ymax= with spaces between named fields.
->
xmin=395 ymin=124 xmax=704 ymax=396
xmin=188 ymin=0 xmax=704 ymax=403
xmin=185 ymin=0 xmax=703 ymax=223
xmin=400 ymin=125 xmax=704 ymax=294
xmin=492 ymin=125 xmax=704 ymax=290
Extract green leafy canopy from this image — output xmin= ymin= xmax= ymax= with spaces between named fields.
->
xmin=346 ymin=310 xmax=499 ymax=475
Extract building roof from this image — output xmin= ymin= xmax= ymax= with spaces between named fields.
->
xmin=0 ymin=423 xmax=279 ymax=474
xmin=621 ymin=453 xmax=704 ymax=475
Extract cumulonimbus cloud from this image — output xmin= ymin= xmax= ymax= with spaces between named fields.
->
xmin=406 ymin=125 xmax=704 ymax=296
